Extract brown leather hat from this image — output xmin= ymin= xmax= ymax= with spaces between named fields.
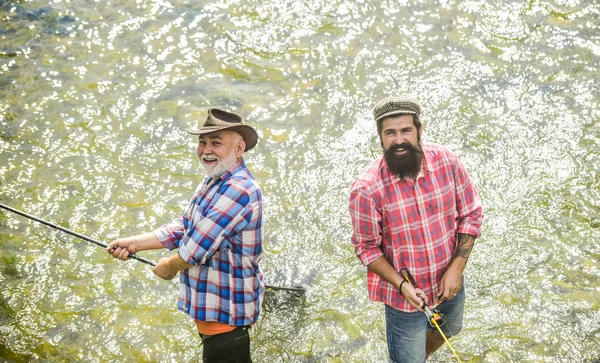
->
xmin=185 ymin=108 xmax=258 ymax=151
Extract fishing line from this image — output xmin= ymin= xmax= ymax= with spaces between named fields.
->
xmin=0 ymin=202 xmax=305 ymax=294
xmin=399 ymin=268 xmax=463 ymax=363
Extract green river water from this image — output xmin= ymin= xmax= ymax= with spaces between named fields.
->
xmin=1 ymin=0 xmax=599 ymax=362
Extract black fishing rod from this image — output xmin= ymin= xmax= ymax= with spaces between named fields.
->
xmin=0 ymin=202 xmax=305 ymax=294
xmin=0 ymin=202 xmax=156 ymax=266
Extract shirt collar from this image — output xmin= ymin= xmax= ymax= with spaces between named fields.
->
xmin=419 ymin=144 xmax=434 ymax=176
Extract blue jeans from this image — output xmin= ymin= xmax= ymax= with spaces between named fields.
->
xmin=385 ymin=284 xmax=466 ymax=363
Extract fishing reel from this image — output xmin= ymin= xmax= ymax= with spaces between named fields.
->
xmin=398 ymin=267 xmax=463 ymax=362
xmin=398 ymin=267 xmax=448 ymax=329
xmin=424 ymin=304 xmax=447 ymax=329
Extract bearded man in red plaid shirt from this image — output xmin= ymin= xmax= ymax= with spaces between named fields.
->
xmin=108 ymin=108 xmax=263 ymax=363
xmin=349 ymin=95 xmax=483 ymax=362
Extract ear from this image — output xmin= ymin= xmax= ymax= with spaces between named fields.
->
xmin=235 ymin=138 xmax=246 ymax=157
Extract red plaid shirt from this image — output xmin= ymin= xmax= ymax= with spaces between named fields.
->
xmin=349 ymin=142 xmax=483 ymax=312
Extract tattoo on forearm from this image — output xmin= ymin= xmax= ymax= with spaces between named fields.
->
xmin=455 ymin=234 xmax=475 ymax=259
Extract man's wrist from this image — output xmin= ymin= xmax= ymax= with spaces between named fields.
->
xmin=398 ymin=279 xmax=407 ymax=295
xmin=447 ymin=258 xmax=466 ymax=275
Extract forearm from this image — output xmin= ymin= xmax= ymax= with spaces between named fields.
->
xmin=128 ymin=232 xmax=164 ymax=251
xmin=368 ymin=256 xmax=427 ymax=310
xmin=368 ymin=256 xmax=404 ymax=290
xmin=153 ymin=253 xmax=195 ymax=280
xmin=167 ymin=253 xmax=195 ymax=272
xmin=448 ymin=233 xmax=476 ymax=273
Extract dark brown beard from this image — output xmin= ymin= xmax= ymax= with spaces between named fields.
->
xmin=383 ymin=142 xmax=423 ymax=179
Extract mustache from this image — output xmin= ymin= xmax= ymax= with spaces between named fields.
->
xmin=201 ymin=154 xmax=219 ymax=161
xmin=391 ymin=142 xmax=418 ymax=152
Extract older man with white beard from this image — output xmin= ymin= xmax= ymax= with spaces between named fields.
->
xmin=107 ymin=108 xmax=263 ymax=363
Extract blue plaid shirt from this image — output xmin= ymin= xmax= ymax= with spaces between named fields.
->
xmin=154 ymin=159 xmax=264 ymax=326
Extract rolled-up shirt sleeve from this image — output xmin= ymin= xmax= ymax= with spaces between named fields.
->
xmin=454 ymin=157 xmax=483 ymax=237
xmin=154 ymin=217 xmax=186 ymax=251
xmin=349 ymin=182 xmax=384 ymax=266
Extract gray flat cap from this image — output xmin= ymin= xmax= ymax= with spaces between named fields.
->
xmin=373 ymin=95 xmax=421 ymax=122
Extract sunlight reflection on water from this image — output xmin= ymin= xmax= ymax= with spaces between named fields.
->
xmin=1 ymin=0 xmax=599 ymax=362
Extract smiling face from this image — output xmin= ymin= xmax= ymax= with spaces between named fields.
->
xmin=380 ymin=114 xmax=421 ymax=152
xmin=197 ymin=130 xmax=246 ymax=178
xmin=379 ymin=115 xmax=423 ymax=179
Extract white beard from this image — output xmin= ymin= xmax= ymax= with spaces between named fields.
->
xmin=202 ymin=152 xmax=238 ymax=179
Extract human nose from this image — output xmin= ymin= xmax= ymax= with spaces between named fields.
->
xmin=198 ymin=142 xmax=212 ymax=154
xmin=392 ymin=133 xmax=405 ymax=145
xmin=197 ymin=144 xmax=208 ymax=158
xmin=205 ymin=144 xmax=218 ymax=156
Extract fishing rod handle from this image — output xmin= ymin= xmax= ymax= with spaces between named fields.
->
xmin=107 ymin=245 xmax=156 ymax=267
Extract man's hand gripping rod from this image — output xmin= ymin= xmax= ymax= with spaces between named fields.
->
xmin=399 ymin=268 xmax=463 ymax=363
